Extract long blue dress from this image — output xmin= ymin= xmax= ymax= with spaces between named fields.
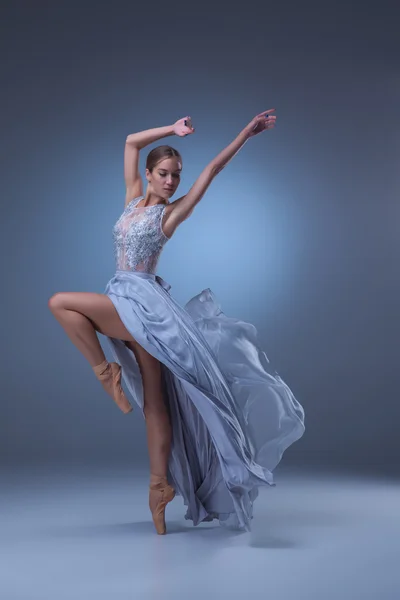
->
xmin=104 ymin=196 xmax=305 ymax=530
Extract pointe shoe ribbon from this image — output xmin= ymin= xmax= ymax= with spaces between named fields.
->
xmin=93 ymin=360 xmax=133 ymax=414
xmin=149 ymin=475 xmax=176 ymax=535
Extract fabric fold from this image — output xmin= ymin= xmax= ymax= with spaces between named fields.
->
xmin=105 ymin=270 xmax=305 ymax=530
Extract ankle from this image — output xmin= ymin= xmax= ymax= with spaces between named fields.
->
xmin=92 ymin=359 xmax=109 ymax=376
xmin=150 ymin=474 xmax=169 ymax=488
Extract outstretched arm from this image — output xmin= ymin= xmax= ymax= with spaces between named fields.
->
xmin=124 ymin=118 xmax=194 ymax=206
xmin=164 ymin=109 xmax=276 ymax=232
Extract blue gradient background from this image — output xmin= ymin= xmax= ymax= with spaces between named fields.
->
xmin=1 ymin=1 xmax=399 ymax=474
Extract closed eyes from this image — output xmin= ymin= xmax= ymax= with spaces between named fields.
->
xmin=158 ymin=171 xmax=180 ymax=178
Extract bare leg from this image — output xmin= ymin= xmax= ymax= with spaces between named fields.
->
xmin=48 ymin=292 xmax=134 ymax=366
xmin=124 ymin=340 xmax=175 ymax=534
xmin=48 ymin=291 xmax=137 ymax=412
xmin=48 ymin=290 xmax=175 ymax=532
xmin=125 ymin=340 xmax=171 ymax=478
xmin=49 ymin=291 xmax=173 ymax=473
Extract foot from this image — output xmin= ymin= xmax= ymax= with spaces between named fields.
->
xmin=93 ymin=360 xmax=133 ymax=414
xmin=149 ymin=475 xmax=175 ymax=535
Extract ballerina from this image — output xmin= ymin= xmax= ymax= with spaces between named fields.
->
xmin=49 ymin=110 xmax=305 ymax=534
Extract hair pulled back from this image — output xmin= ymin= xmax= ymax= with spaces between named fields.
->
xmin=146 ymin=145 xmax=182 ymax=172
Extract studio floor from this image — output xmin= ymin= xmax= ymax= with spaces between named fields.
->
xmin=1 ymin=465 xmax=399 ymax=599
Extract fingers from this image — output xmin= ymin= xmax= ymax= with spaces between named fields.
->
xmin=255 ymin=110 xmax=277 ymax=127
xmin=184 ymin=116 xmax=194 ymax=131
xmin=257 ymin=116 xmax=277 ymax=130
xmin=260 ymin=118 xmax=276 ymax=131
xmin=257 ymin=108 xmax=275 ymax=117
xmin=266 ymin=118 xmax=276 ymax=126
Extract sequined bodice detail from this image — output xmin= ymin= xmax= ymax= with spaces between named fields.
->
xmin=112 ymin=196 xmax=169 ymax=273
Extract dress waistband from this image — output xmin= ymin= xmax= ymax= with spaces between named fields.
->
xmin=115 ymin=270 xmax=171 ymax=293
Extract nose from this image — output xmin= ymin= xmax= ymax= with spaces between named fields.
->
xmin=166 ymin=175 xmax=174 ymax=185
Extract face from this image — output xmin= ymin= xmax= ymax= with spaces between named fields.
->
xmin=146 ymin=157 xmax=182 ymax=200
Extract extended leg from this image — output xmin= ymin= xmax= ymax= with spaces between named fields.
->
xmin=125 ymin=340 xmax=171 ymax=478
xmin=125 ymin=340 xmax=175 ymax=534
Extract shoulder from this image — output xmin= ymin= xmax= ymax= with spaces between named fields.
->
xmin=124 ymin=195 xmax=143 ymax=210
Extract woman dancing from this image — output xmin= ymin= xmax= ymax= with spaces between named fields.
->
xmin=48 ymin=110 xmax=305 ymax=534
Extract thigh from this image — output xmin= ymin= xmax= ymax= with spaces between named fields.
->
xmin=125 ymin=340 xmax=167 ymax=413
xmin=49 ymin=291 xmax=135 ymax=341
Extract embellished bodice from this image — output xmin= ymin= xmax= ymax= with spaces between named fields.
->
xmin=112 ymin=196 xmax=170 ymax=273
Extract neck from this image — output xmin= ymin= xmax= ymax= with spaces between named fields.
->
xmin=143 ymin=190 xmax=168 ymax=206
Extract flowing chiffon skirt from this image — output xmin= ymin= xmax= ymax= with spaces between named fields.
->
xmin=104 ymin=270 xmax=305 ymax=530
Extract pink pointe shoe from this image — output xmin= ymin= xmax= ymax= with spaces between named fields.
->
xmin=149 ymin=474 xmax=176 ymax=535
xmin=93 ymin=360 xmax=133 ymax=414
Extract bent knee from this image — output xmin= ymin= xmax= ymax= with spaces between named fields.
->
xmin=48 ymin=292 xmax=68 ymax=313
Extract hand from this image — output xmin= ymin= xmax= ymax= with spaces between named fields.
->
xmin=173 ymin=116 xmax=195 ymax=137
xmin=245 ymin=109 xmax=277 ymax=138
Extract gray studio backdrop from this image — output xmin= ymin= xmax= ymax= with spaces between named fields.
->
xmin=1 ymin=1 xmax=399 ymax=474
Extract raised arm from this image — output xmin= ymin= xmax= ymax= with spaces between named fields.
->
xmin=164 ymin=109 xmax=276 ymax=232
xmin=124 ymin=118 xmax=194 ymax=207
